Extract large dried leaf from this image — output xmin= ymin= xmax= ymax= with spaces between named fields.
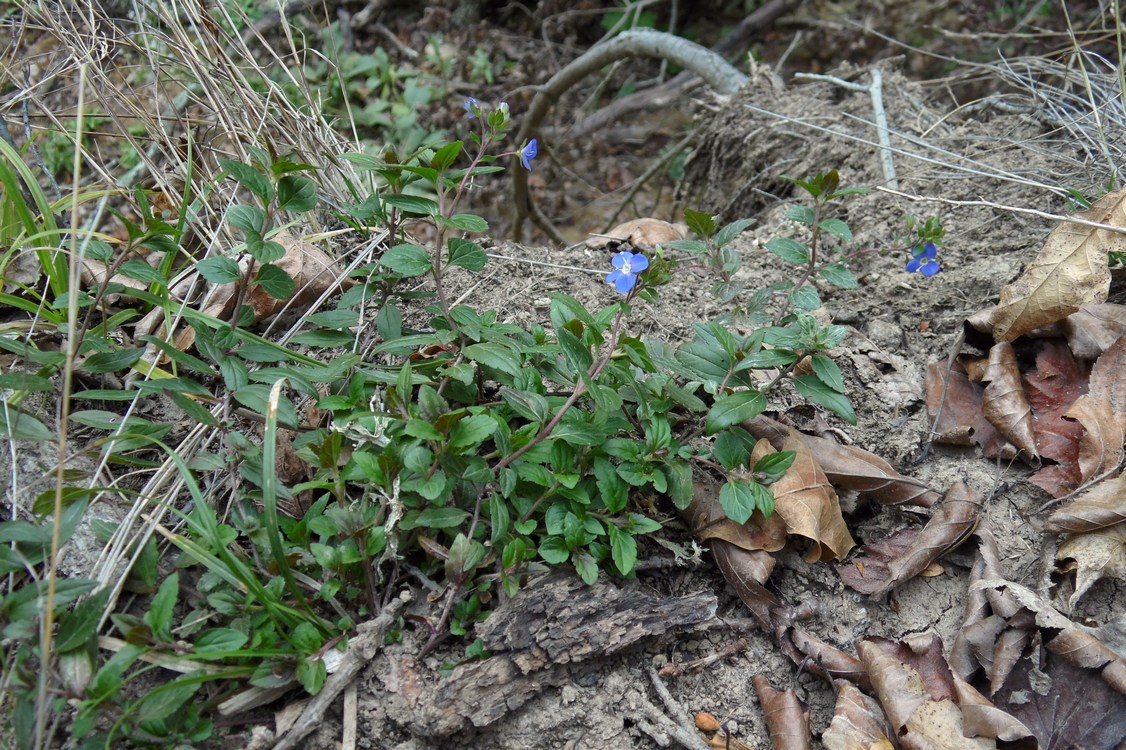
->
xmin=682 ymin=481 xmax=787 ymax=631
xmin=684 ymin=471 xmax=788 ymax=553
xmin=1033 ymin=303 xmax=1126 ymax=360
xmin=752 ymin=674 xmax=812 ymax=750
xmin=990 ymin=188 xmax=1122 ymax=342
xmin=746 ymin=416 xmax=941 ymax=508
xmin=769 ymin=429 xmax=855 ymax=562
xmin=585 ymin=218 xmax=687 ymax=251
xmin=1044 ymin=473 xmax=1126 ymax=533
xmin=1065 ymin=334 xmax=1126 ymax=483
xmin=838 ymin=481 xmax=983 ymax=599
xmin=980 ymin=342 xmax=1039 ymax=459
xmin=925 ymin=360 xmax=1018 ymax=462
xmin=1055 ymin=524 xmax=1126 ymax=610
xmin=822 ymin=681 xmax=895 ymax=750
xmin=858 ymin=634 xmax=1032 ymax=750
xmin=1021 ymin=340 xmax=1088 ymax=466
xmin=992 ymin=647 xmax=1126 ymax=750
xmin=789 ymin=627 xmax=870 ymax=691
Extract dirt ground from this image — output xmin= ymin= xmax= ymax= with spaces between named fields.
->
xmin=271 ymin=63 xmax=1125 ymax=749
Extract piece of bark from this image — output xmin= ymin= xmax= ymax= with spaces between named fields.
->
xmin=413 ymin=571 xmax=718 ymax=736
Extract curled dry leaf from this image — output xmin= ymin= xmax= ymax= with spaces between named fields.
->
xmin=925 ymin=359 xmax=1018 ymax=461
xmin=1044 ymin=473 xmax=1126 ymax=533
xmin=767 ymin=430 xmax=855 ymax=563
xmin=746 ymin=416 xmax=941 ymax=508
xmin=1049 ymin=303 xmax=1126 ymax=360
xmin=752 ymin=674 xmax=812 ymax=750
xmin=992 ymin=647 xmax=1126 ymax=750
xmin=682 ymin=480 xmax=787 ymax=632
xmin=990 ymin=188 xmax=1122 ymax=342
xmin=822 ymin=681 xmax=895 ymax=750
xmin=1021 ymin=340 xmax=1087 ymax=473
xmin=203 ymin=231 xmax=347 ymax=324
xmin=789 ymin=627 xmax=870 ymax=691
xmin=858 ymin=634 xmax=1033 ymax=750
xmin=585 ymin=218 xmax=687 ymax=251
xmin=837 ymin=481 xmax=983 ymax=599
xmin=1054 ymin=524 xmax=1126 ymax=611
xmin=1064 ymin=334 xmax=1126 ymax=483
xmin=980 ymin=342 xmax=1039 ymax=460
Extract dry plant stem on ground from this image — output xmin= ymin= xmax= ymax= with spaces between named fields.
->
xmin=512 ymin=29 xmax=749 ymax=243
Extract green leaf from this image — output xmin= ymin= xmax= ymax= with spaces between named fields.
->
xmin=573 ymin=551 xmax=599 ymax=584
xmin=405 ymin=419 xmax=442 ymax=440
xmin=684 ymin=208 xmax=717 ymax=238
xmin=735 ymin=348 xmax=798 ymax=370
xmin=56 ymin=589 xmax=110 ymax=653
xmin=538 ymin=536 xmax=570 ymax=564
xmin=220 ymin=160 xmax=273 ymax=201
xmin=794 ymin=374 xmax=856 ymax=424
xmin=380 ymin=244 xmax=433 ymax=277
xmin=119 ymin=259 xmax=168 ymax=284
xmin=383 ymin=194 xmax=439 ymax=216
xmin=431 ymin=140 xmax=463 ymax=171
xmin=447 ymin=237 xmax=487 ymax=272
xmin=143 ymin=572 xmax=178 ymax=639
xmin=663 ymin=239 xmax=709 ymax=254
xmin=0 ymin=405 xmax=53 ymax=441
xmin=789 ymin=285 xmax=822 ymax=310
xmin=449 ymin=413 xmax=497 ymax=450
xmin=297 ymin=658 xmax=327 ymax=695
xmin=277 ymin=175 xmax=317 ymax=212
xmin=194 ymin=628 xmax=249 ymax=653
xmin=608 ymin=525 xmax=637 ymax=575
xmin=715 ymin=218 xmax=755 ymax=247
xmin=81 ymin=347 xmax=144 ymax=373
xmin=751 ymin=480 xmax=775 ymax=517
xmin=499 ymin=386 xmax=548 ymax=423
xmin=412 ymin=506 xmax=468 ymax=529
xmin=713 ymin=427 xmax=754 ymax=470
xmin=463 ymin=342 xmax=520 ymax=377
xmin=557 ymin=327 xmax=592 ymax=376
xmin=137 ymin=679 xmax=200 ymax=724
xmin=811 ymin=353 xmax=845 ymax=393
xmin=254 ymin=263 xmax=295 ymax=299
xmin=819 ymin=262 xmax=858 ymax=289
xmin=290 ymin=622 xmax=322 ymax=653
xmin=719 ymin=480 xmax=756 ymax=524
xmin=753 ymin=450 xmax=795 ymax=482
xmin=227 ymin=204 xmax=266 ymax=235
xmin=0 ymin=373 xmax=52 ymax=391
xmin=818 ymin=217 xmax=852 ymax=241
xmin=196 ymin=257 xmax=241 ymax=284
xmin=765 ymin=237 xmax=809 ymax=265
xmin=443 ymin=213 xmax=489 ymax=232
xmin=784 ymin=206 xmax=815 ymax=225
xmin=233 ymin=384 xmax=299 ymax=427
xmin=247 ymin=237 xmax=286 ymax=263
xmin=663 ymin=461 xmax=693 ymax=510
xmin=705 ymin=390 xmax=766 ymax=434
xmin=594 ymin=457 xmax=629 ymax=513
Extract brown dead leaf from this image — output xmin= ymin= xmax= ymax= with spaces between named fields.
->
xmin=1022 ymin=340 xmax=1088 ymax=464
xmin=925 ymin=360 xmax=1018 ymax=462
xmin=1044 ymin=473 xmax=1126 ymax=533
xmin=752 ymin=674 xmax=811 ymax=750
xmin=1029 ymin=303 xmax=1126 ymax=360
xmin=859 ymin=634 xmax=1033 ymax=750
xmin=822 ymin=681 xmax=895 ymax=750
xmin=769 ymin=430 xmax=855 ymax=563
xmin=585 ymin=218 xmax=687 ymax=251
xmin=981 ymin=342 xmax=1039 ymax=459
xmin=789 ymin=627 xmax=870 ymax=691
xmin=202 ymin=231 xmax=347 ymax=324
xmin=1065 ymin=334 xmax=1126 ymax=483
xmin=992 ymin=647 xmax=1126 ymax=750
xmin=990 ymin=188 xmax=1122 ymax=342
xmin=682 ymin=481 xmax=788 ymax=632
xmin=746 ymin=416 xmax=942 ymax=508
xmin=1054 ymin=523 xmax=1126 ymax=610
xmin=838 ymin=481 xmax=983 ymax=599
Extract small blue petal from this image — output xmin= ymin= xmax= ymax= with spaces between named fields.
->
xmin=614 ymin=272 xmax=637 ymax=293
xmin=464 ymin=97 xmax=479 ymax=118
xmin=906 ymin=258 xmax=922 ymax=273
xmin=520 ymin=138 xmax=538 ymax=171
xmin=920 ymin=260 xmax=941 ymax=277
xmin=629 ymin=253 xmax=649 ymax=272
xmin=611 ymin=251 xmax=632 ymax=270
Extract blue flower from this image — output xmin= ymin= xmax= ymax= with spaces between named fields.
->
xmin=605 ymin=251 xmax=649 ymax=294
xmin=906 ymin=242 xmax=940 ymax=277
xmin=519 ymin=138 xmax=538 ymax=171
xmin=464 ymin=97 xmax=479 ymax=118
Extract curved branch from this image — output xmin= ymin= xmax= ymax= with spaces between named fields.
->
xmin=512 ymin=29 xmax=749 ymax=244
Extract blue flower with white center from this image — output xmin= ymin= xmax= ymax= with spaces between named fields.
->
xmin=605 ymin=251 xmax=649 ymax=294
xmin=464 ymin=97 xmax=479 ymax=118
xmin=906 ymin=242 xmax=940 ymax=277
xmin=519 ymin=138 xmax=538 ymax=171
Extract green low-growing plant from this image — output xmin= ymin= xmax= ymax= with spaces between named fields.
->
xmin=0 ymin=97 xmax=873 ymax=746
